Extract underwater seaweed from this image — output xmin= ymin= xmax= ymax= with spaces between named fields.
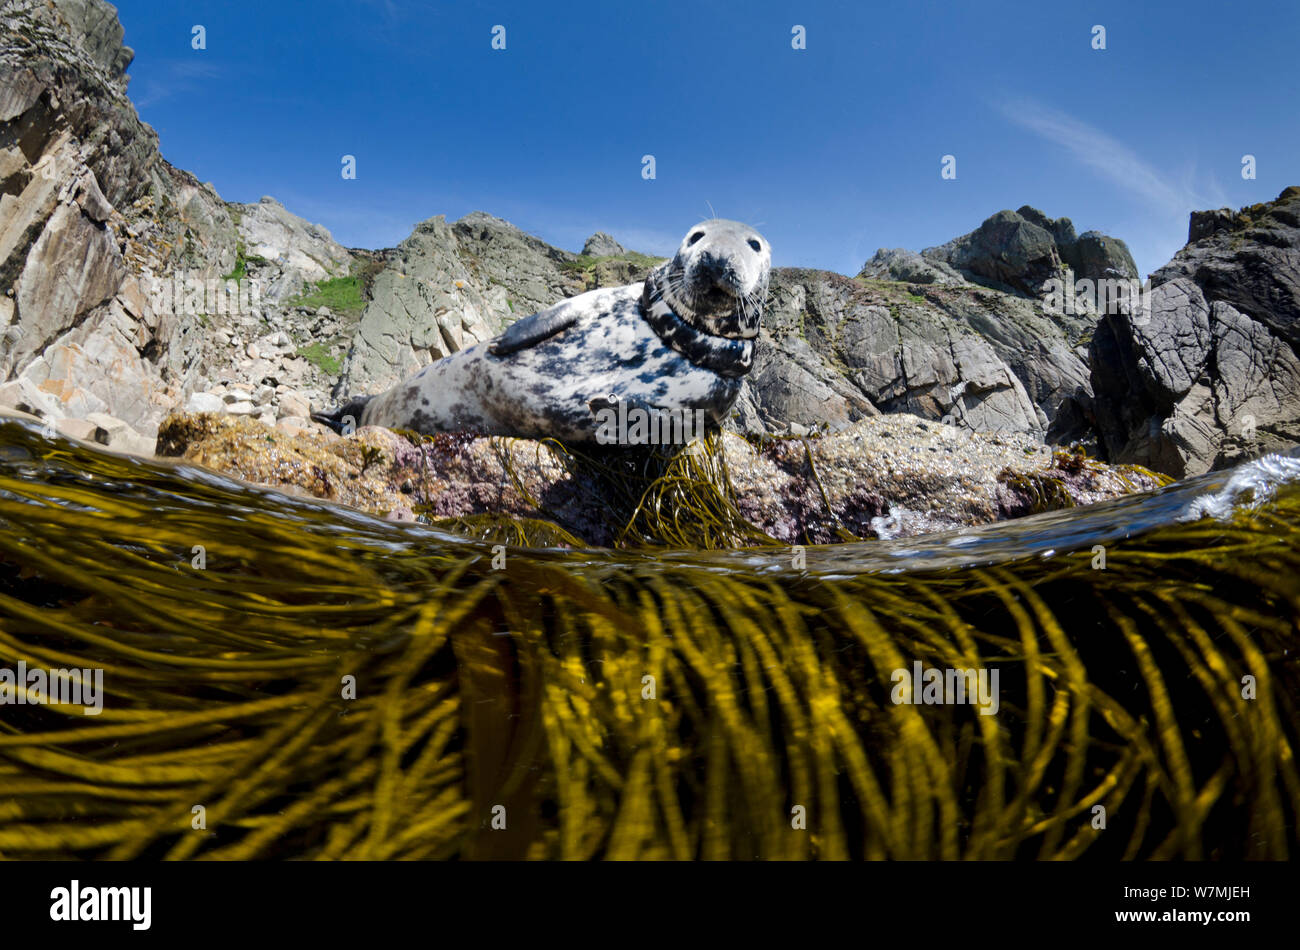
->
xmin=0 ymin=421 xmax=1296 ymax=860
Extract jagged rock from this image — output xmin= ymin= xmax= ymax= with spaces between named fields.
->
xmin=922 ymin=206 xmax=1137 ymax=298
xmin=11 ymin=193 xmax=125 ymax=369
xmin=0 ymin=0 xmax=157 ymax=210
xmin=233 ymin=196 xmax=352 ymax=289
xmin=743 ymin=269 xmax=1056 ymax=440
xmin=1090 ymin=188 xmax=1300 ymax=475
xmin=1188 ymin=208 xmax=1237 ymax=243
xmin=451 ymin=211 xmax=583 ymax=313
xmin=859 ymin=248 xmax=967 ymax=285
xmin=582 ymin=232 xmax=626 ymax=257
xmin=14 ymin=296 xmax=166 ymax=431
xmin=1151 ymin=186 xmax=1300 ymax=353
xmin=0 ymin=0 xmax=240 ymax=439
xmin=335 ymin=214 xmax=525 ymax=396
xmin=923 ymin=209 xmax=1063 ymax=295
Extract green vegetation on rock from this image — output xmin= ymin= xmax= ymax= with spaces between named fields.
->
xmin=296 ymin=341 xmax=342 ymax=375
xmin=290 ymin=274 xmax=365 ymax=316
xmin=221 ymin=242 xmax=269 ymax=282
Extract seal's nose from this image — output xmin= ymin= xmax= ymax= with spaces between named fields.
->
xmin=696 ymin=250 xmax=740 ymax=291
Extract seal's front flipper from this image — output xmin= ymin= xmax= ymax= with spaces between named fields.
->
xmin=310 ymin=395 xmax=373 ymax=434
xmin=489 ymin=304 xmax=579 ymax=357
xmin=588 ymin=394 xmax=706 ymax=448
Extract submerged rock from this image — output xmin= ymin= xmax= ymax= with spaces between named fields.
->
xmin=156 ymin=411 xmax=1164 ymax=546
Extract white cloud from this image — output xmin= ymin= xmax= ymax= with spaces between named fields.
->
xmin=998 ymin=99 xmax=1222 ymax=217
xmin=131 ymin=60 xmax=222 ymax=109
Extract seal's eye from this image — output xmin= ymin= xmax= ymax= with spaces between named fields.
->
xmin=747 ymin=239 xmax=761 ymax=252
xmin=688 ymin=231 xmax=705 ymax=245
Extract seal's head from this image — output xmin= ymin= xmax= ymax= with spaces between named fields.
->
xmin=656 ymin=219 xmax=770 ymax=339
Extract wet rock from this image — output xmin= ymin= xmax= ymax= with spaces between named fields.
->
xmin=156 ymin=411 xmax=1163 ymax=546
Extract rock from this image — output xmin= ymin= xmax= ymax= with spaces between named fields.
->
xmin=0 ymin=380 xmax=27 ymax=412
xmin=14 ymin=300 xmax=162 ymax=429
xmin=11 ymin=198 xmax=125 ymax=369
xmin=155 ymin=411 xmax=1165 ymax=546
xmin=1070 ymin=231 xmax=1139 ymax=283
xmin=277 ymin=390 xmax=310 ymax=419
xmin=923 ymin=209 xmax=1063 ymax=295
xmin=742 ymin=269 xmax=1057 ymax=440
xmin=922 ymin=206 xmax=1136 ymax=298
xmin=232 ymin=196 xmax=352 ymax=289
xmin=84 ymin=410 xmax=153 ymax=455
xmin=1 ymin=0 xmax=157 ymax=212
xmin=1188 ymin=208 xmax=1237 ymax=243
xmin=55 ymin=417 xmax=98 ymax=441
xmin=1150 ymin=186 xmax=1300 ymax=353
xmin=1090 ymin=187 xmax=1300 ymax=475
xmin=858 ymin=248 xmax=966 ymax=285
xmin=582 ymin=232 xmax=626 ymax=257
xmin=335 ymin=215 xmax=513 ymax=395
xmin=184 ymin=391 xmax=224 ymax=413
xmin=84 ymin=410 xmax=126 ymax=438
xmin=73 ymin=169 xmax=113 ymax=223
xmin=226 ymin=401 xmax=256 ymax=416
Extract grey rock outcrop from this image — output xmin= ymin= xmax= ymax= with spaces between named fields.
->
xmin=921 ymin=206 xmax=1137 ymax=298
xmin=335 ymin=215 xmax=513 ymax=396
xmin=858 ymin=248 xmax=967 ymax=286
xmin=233 ymin=196 xmax=352 ymax=294
xmin=335 ymin=212 xmax=659 ymax=397
xmin=581 ymin=232 xmax=625 ymax=257
xmin=451 ymin=211 xmax=583 ymax=314
xmin=1089 ymin=187 xmax=1300 ymax=475
xmin=739 ymin=270 xmax=1066 ymax=440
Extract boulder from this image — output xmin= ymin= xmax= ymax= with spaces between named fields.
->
xmin=184 ymin=391 xmax=225 ymax=413
xmin=581 ymin=232 xmax=626 ymax=257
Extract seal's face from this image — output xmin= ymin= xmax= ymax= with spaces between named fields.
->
xmin=659 ymin=219 xmax=770 ymax=339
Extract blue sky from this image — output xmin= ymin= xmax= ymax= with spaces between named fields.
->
xmin=115 ymin=0 xmax=1299 ymax=279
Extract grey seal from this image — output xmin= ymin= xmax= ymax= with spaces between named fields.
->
xmin=312 ymin=219 xmax=770 ymax=445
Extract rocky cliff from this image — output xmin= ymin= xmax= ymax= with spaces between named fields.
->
xmin=2 ymin=0 xmax=1295 ymax=480
xmin=1090 ymin=187 xmax=1300 ymax=476
xmin=0 ymin=0 xmax=367 ymax=447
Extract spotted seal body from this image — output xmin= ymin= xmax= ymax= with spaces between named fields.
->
xmin=313 ymin=219 xmax=770 ymax=444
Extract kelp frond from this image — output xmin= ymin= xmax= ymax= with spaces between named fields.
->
xmin=0 ymin=423 xmax=1296 ymax=860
